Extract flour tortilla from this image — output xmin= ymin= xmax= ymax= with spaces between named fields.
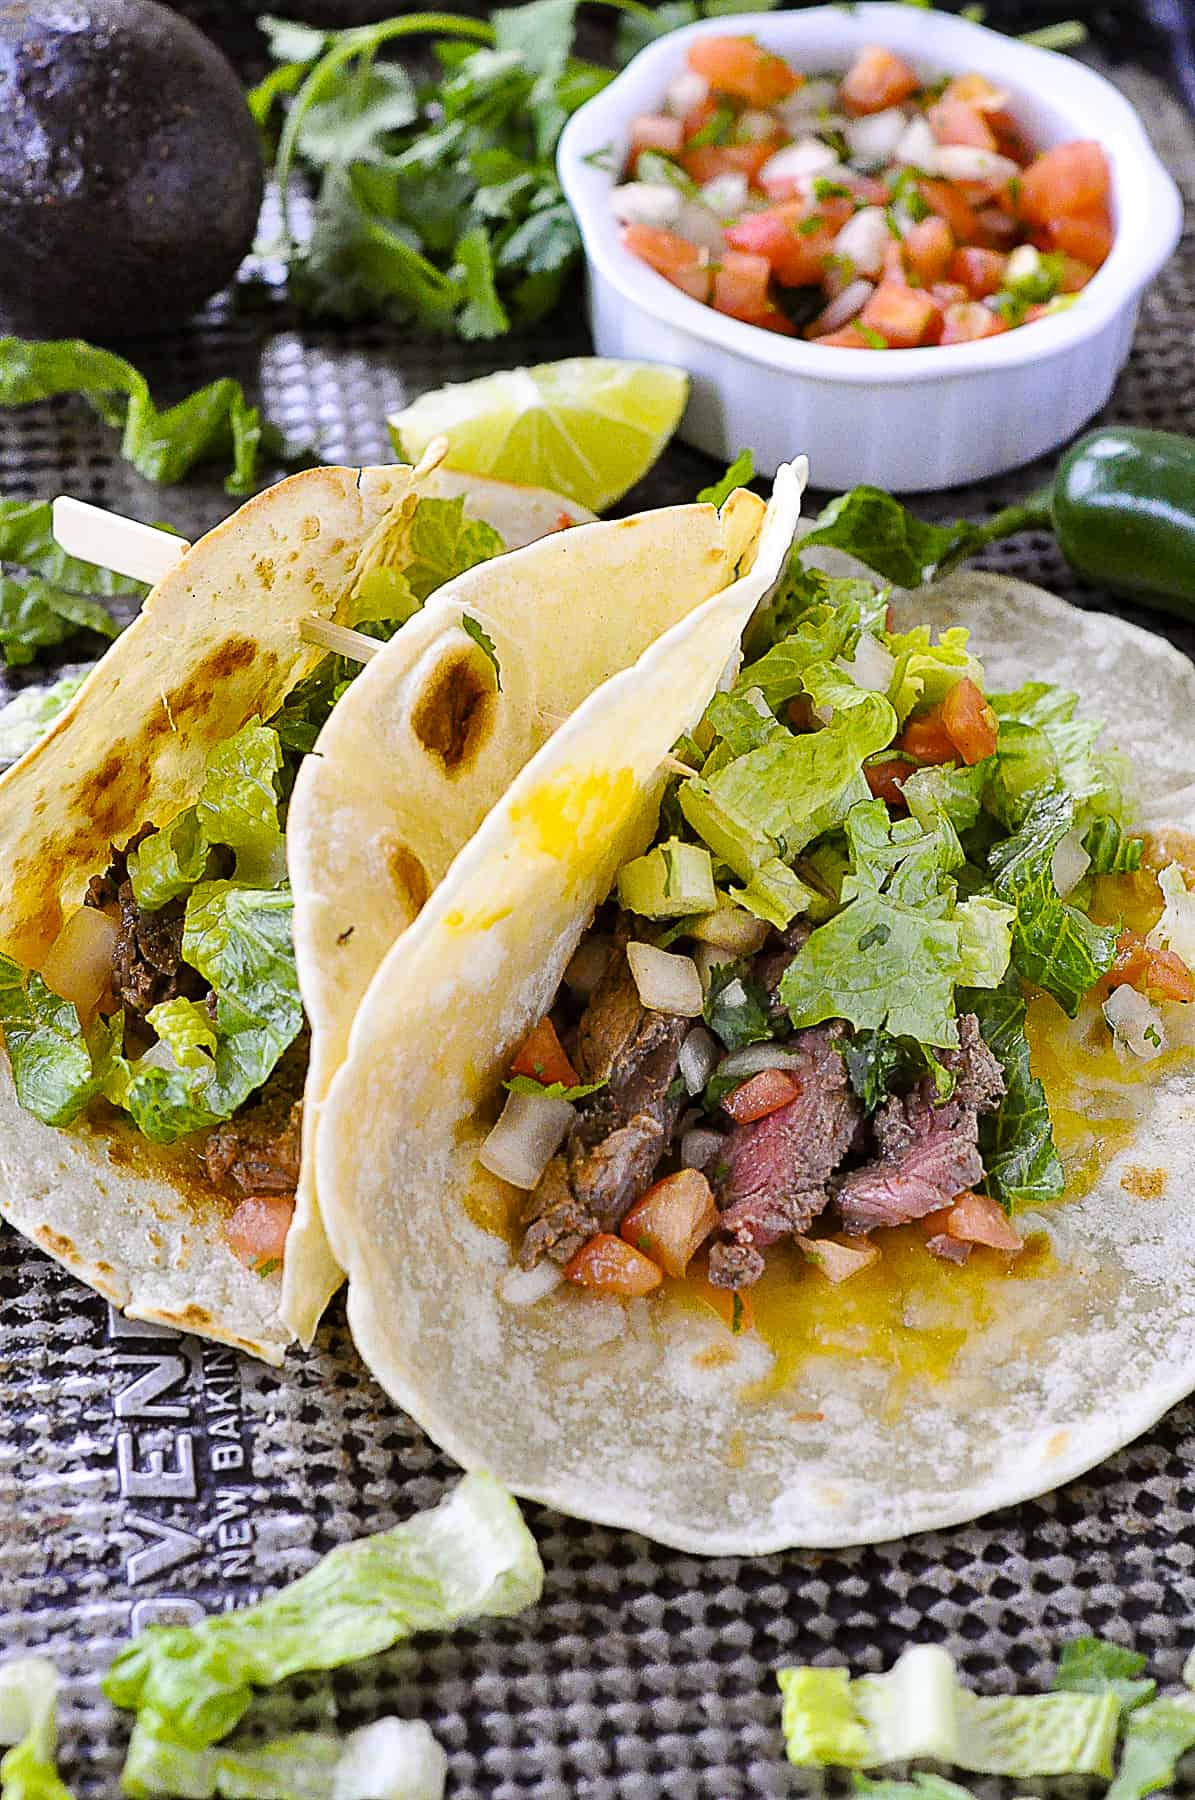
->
xmin=283 ymin=487 xmax=767 ymax=1343
xmin=317 ymin=551 xmax=1195 ymax=1551
xmin=0 ymin=467 xmax=766 ymax=1363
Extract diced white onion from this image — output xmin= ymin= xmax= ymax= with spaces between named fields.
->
xmin=610 ymin=182 xmax=682 ymax=229
xmin=674 ymin=199 xmax=728 ymax=254
xmin=833 ymin=206 xmax=890 ymax=278
xmin=812 ymin=701 xmax=835 ymax=726
xmin=479 ymin=1090 xmax=574 ymax=1190
xmin=700 ymin=172 xmax=749 ymax=218
xmin=932 ymin=145 xmax=1020 ymax=184
xmin=39 ymin=905 xmax=117 ymax=1019
xmin=1005 ymin=244 xmax=1042 ymax=287
xmin=679 ymin=1025 xmax=720 ymax=1096
xmin=689 ymin=907 xmax=770 ymax=955
xmin=681 ymin=1127 xmax=726 ymax=1171
xmin=845 ymin=107 xmax=909 ymax=168
xmin=499 ymin=1259 xmax=563 ymax=1306
xmin=716 ymin=1042 xmax=806 ymax=1080
xmin=894 ymin=113 xmax=938 ymax=170
xmin=627 ymin=941 xmax=705 ymax=1017
xmin=836 ymin=632 xmax=896 ymax=693
xmin=334 ymin=1717 xmax=448 ymax=1800
xmin=665 ymin=69 xmax=709 ymax=118
xmin=719 ymin=977 xmax=749 ymax=1010
xmin=741 ymin=685 xmax=772 ymax=719
xmin=1148 ymin=864 xmax=1195 ymax=964
xmin=776 ymin=76 xmax=838 ymax=127
xmin=809 ymin=278 xmax=874 ymax=337
xmin=1103 ymin=986 xmax=1167 ymax=1061
xmin=738 ymin=108 xmax=779 ymax=142
xmin=563 ymin=935 xmax=611 ymax=999
xmin=758 ymin=138 xmax=841 ymax=190
xmin=693 ymin=942 xmax=727 ymax=992
xmin=1051 ymin=828 xmax=1091 ymax=899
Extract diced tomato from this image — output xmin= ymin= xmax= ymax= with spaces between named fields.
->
xmin=898 ymin=708 xmax=958 ymax=764
xmin=796 ymin=1234 xmax=881 ymax=1283
xmin=903 ymin=215 xmax=955 ymax=287
xmin=939 ymin=301 xmax=1009 ymax=344
xmin=972 ymin=205 xmax=1020 ymax=249
xmin=722 ymin=1067 xmax=802 ymax=1124
xmin=1045 ymin=205 xmax=1113 ymax=269
xmin=681 ymin=140 xmax=777 ymax=188
xmin=621 ymin=224 xmax=711 ymax=302
xmin=864 ymin=757 xmax=914 ymax=805
xmin=686 ymin=35 xmax=802 ymax=108
xmin=629 ymin=114 xmax=684 ymax=170
xmin=859 ymin=282 xmax=941 ymax=349
xmin=1104 ymin=928 xmax=1151 ymax=993
xmin=941 ymin=676 xmax=998 ymax=765
xmin=945 ymin=1190 xmax=1024 ymax=1255
xmin=942 ymin=72 xmax=1007 ymax=113
xmin=621 ymin=1170 xmax=719 ymax=1279
xmin=917 ymin=178 xmax=980 ymax=245
xmin=696 ymin=1270 xmax=755 ymax=1335
xmin=931 ymin=280 xmax=970 ymax=308
xmin=712 ymin=249 xmax=772 ymax=320
xmin=1021 ymin=303 xmax=1053 ymax=325
xmin=510 ymin=1016 xmax=579 ymax=1089
xmin=725 ymin=203 xmax=839 ymax=287
xmin=1019 ymin=140 xmax=1110 ymax=226
xmin=949 ymin=245 xmax=1007 ymax=299
xmin=227 ymin=1195 xmax=293 ymax=1273
xmin=881 ymin=235 xmax=909 ymax=284
xmin=841 ymin=172 xmax=891 ymax=208
xmin=815 ymin=326 xmax=874 ymax=347
xmin=1145 ymin=945 xmax=1195 ymax=1003
xmin=729 ymin=303 xmax=798 ymax=335
xmin=928 ymin=98 xmax=998 ymax=152
xmin=565 ymin=1233 xmax=663 ymax=1296
xmin=840 ymin=44 xmax=919 ymax=116
xmin=1058 ymin=255 xmax=1095 ymax=293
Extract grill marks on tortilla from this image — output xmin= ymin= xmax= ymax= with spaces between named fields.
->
xmin=388 ymin=842 xmax=430 ymax=917
xmin=410 ymin=645 xmax=496 ymax=774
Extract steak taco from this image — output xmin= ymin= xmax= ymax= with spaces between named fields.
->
xmin=315 ymin=465 xmax=1195 ymax=1551
xmin=0 ymin=459 xmax=767 ymax=1362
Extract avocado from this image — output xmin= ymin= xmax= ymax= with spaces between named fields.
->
xmin=0 ymin=0 xmax=264 ymax=339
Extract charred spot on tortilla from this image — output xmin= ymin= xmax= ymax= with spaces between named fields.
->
xmin=254 ymin=557 xmax=276 ymax=592
xmin=410 ymin=648 xmax=496 ymax=773
xmin=164 ymin=636 xmax=258 ymax=722
xmin=387 ymin=843 xmax=430 ymax=916
xmin=1121 ymin=1165 xmax=1167 ymax=1199
xmin=337 ymin=926 xmax=356 ymax=946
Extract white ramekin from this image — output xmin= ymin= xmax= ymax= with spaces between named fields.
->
xmin=558 ymin=4 xmax=1183 ymax=492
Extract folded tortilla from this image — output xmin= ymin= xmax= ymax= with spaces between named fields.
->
xmin=315 ymin=518 xmax=1195 ymax=1551
xmin=0 ymin=464 xmax=767 ymax=1362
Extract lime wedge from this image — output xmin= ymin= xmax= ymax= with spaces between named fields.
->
xmin=388 ymin=358 xmax=689 ymax=514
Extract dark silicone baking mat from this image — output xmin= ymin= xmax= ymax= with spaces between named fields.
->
xmin=1 ymin=15 xmax=1194 ymax=1795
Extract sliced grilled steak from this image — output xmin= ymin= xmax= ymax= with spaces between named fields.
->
xmin=202 ymin=1036 xmax=308 ymax=1195
xmin=708 ymin=1022 xmax=862 ymax=1290
xmin=835 ymin=1013 xmax=1005 ymax=1234
xmin=85 ymin=827 xmax=209 ymax=1020
xmin=927 ymin=1233 xmax=971 ymax=1265
xmin=519 ymin=942 xmax=687 ymax=1267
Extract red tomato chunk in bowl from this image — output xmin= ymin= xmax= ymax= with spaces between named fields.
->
xmin=611 ymin=35 xmax=1113 ymax=348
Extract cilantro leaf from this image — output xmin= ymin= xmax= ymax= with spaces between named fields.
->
xmin=698 ymin=449 xmax=755 ymax=508
xmin=988 ymin=789 xmax=1118 ymax=1016
xmin=704 ymin=961 xmax=774 ymax=1051
xmin=0 ymin=340 xmax=293 ymax=496
xmin=504 ymin=1073 xmax=605 ymax=1100
xmin=1055 ymin=1637 xmax=1156 ymax=1713
xmin=840 ymin=1029 xmax=915 ymax=1112
xmin=961 ymin=970 xmax=1064 ymax=1211
xmin=453 ymin=226 xmax=511 ymax=339
xmin=461 ymin=615 xmax=501 ymax=688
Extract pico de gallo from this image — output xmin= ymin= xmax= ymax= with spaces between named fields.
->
xmin=612 ymin=35 xmax=1114 ymax=347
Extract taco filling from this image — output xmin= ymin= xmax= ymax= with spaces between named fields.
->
xmin=0 ymin=487 xmax=512 ymax=1276
xmin=495 ymin=551 xmax=1195 ymax=1299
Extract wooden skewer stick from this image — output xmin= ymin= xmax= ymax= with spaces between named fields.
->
xmin=52 ymin=496 xmax=190 ymax=585
xmin=298 ymin=616 xmax=382 ymax=663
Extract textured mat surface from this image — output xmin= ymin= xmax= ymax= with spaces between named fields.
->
xmin=0 ymin=26 xmax=1194 ymax=1797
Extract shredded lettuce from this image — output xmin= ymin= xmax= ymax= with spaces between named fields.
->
xmin=120 ymin=1715 xmax=447 ymax=1800
xmin=0 ymin=959 xmax=114 ymax=1127
xmin=741 ymin=567 xmax=887 ymax=703
xmin=883 ymin=625 xmax=983 ymax=725
xmin=799 ymin=486 xmax=990 ymax=589
xmin=1084 ymin=817 xmax=1143 ymax=876
xmin=852 ymin=1779 xmax=979 ymax=1800
xmin=988 ymin=789 xmax=1118 ymax=1015
xmin=1055 ymin=1639 xmax=1156 ymax=1713
xmin=0 ymin=340 xmax=294 ymax=496
xmin=778 ymin=1644 xmax=1120 ymax=1777
xmin=697 ymin=448 xmax=755 ymax=509
xmin=989 ymin=681 xmax=1123 ymax=813
xmin=104 ymin=1472 xmax=543 ymax=1752
xmin=0 ymin=673 xmax=90 ymax=762
xmin=0 ymin=1658 xmax=73 ymax=1800
xmin=901 ymin=762 xmax=986 ymax=837
xmin=1107 ymin=1699 xmax=1195 ymax=1800
xmin=961 ymin=972 xmax=1064 ymax=1211
xmin=0 ymin=497 xmax=135 ymax=667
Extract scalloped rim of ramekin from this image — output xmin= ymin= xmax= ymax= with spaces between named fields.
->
xmin=558 ymin=3 xmax=1183 ymax=387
